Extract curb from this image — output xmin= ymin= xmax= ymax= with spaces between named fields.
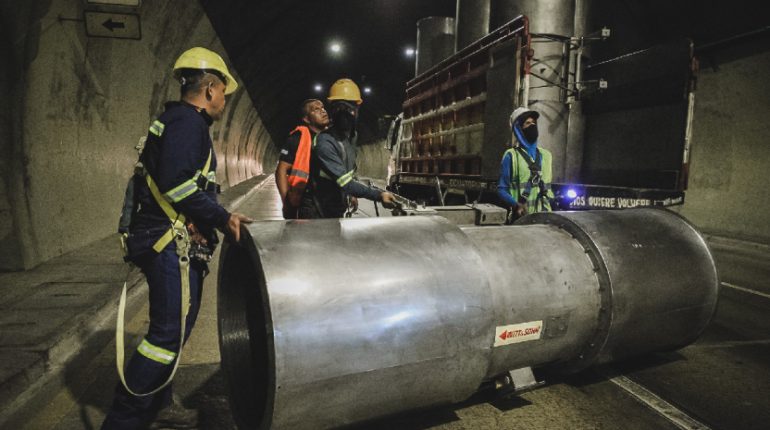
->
xmin=0 ymin=175 xmax=270 ymax=428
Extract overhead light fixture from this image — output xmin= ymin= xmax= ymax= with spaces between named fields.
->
xmin=329 ymin=41 xmax=342 ymax=55
xmin=313 ymin=83 xmax=323 ymax=93
xmin=404 ymin=47 xmax=415 ymax=57
xmin=363 ymin=86 xmax=372 ymax=95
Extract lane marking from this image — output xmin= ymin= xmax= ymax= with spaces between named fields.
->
xmin=685 ymin=339 xmax=770 ymax=349
xmin=720 ymin=282 xmax=770 ymax=300
xmin=607 ymin=375 xmax=711 ymax=430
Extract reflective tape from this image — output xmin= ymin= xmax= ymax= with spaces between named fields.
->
xmin=163 ymin=179 xmax=198 ymax=203
xmin=149 ymin=120 xmax=165 ymax=137
xmin=288 ymin=169 xmax=309 ymax=180
xmin=337 ymin=171 xmax=354 ymax=187
xmin=137 ymin=338 xmax=177 ymax=365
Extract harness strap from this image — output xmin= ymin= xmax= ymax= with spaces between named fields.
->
xmin=115 ymin=227 xmax=191 ymax=397
xmin=510 ymin=146 xmax=553 ymax=210
xmin=147 ymin=149 xmax=212 ymax=252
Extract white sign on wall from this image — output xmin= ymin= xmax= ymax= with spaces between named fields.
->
xmin=84 ymin=11 xmax=141 ymax=40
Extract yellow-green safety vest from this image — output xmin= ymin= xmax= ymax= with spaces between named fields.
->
xmin=504 ymin=147 xmax=554 ymax=214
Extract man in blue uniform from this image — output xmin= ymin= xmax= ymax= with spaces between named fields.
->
xmin=103 ymin=47 xmax=252 ymax=429
xmin=299 ymin=78 xmax=395 ymax=218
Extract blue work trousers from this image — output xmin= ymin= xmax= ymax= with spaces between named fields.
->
xmin=101 ymin=245 xmax=205 ymax=430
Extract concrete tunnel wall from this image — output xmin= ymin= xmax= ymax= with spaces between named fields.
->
xmin=2 ymin=1 xmax=769 ymax=270
xmin=0 ymin=0 xmax=276 ymax=271
xmin=676 ymin=45 xmax=770 ymax=243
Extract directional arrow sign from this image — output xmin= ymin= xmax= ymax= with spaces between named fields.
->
xmin=102 ymin=18 xmax=126 ymax=32
xmin=84 ymin=11 xmax=141 ymax=40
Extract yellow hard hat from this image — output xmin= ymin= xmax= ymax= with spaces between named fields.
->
xmin=328 ymin=78 xmax=362 ymax=105
xmin=173 ymin=47 xmax=238 ymax=95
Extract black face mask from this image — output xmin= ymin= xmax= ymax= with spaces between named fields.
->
xmin=522 ymin=124 xmax=538 ymax=144
xmin=330 ymin=102 xmax=358 ymax=139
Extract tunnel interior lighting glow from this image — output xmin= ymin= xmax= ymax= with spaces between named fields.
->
xmin=329 ymin=41 xmax=342 ymax=54
xmin=363 ymin=86 xmax=372 ymax=94
xmin=404 ymin=47 xmax=415 ymax=57
xmin=314 ymin=83 xmax=323 ymax=93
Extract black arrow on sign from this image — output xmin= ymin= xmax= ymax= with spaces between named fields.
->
xmin=102 ymin=18 xmax=125 ymax=32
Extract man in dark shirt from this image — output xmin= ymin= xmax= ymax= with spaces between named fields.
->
xmin=275 ymin=99 xmax=329 ymax=218
xmin=299 ymin=78 xmax=395 ymax=218
xmin=102 ymin=47 xmax=252 ymax=430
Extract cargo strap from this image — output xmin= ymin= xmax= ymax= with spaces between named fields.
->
xmin=115 ymin=228 xmax=191 ymax=396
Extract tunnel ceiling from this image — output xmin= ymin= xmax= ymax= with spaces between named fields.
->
xmin=199 ymin=0 xmax=769 ymax=148
xmin=199 ymin=0 xmax=455 ymax=146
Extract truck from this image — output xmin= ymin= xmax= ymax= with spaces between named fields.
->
xmin=386 ymin=15 xmax=697 ymax=212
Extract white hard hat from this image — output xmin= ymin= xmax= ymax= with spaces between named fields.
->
xmin=510 ymin=107 xmax=540 ymax=126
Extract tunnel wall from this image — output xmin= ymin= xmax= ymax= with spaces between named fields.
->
xmin=355 ymin=141 xmax=390 ymax=181
xmin=0 ymin=0 xmax=276 ymax=271
xmin=676 ymin=44 xmax=770 ymax=243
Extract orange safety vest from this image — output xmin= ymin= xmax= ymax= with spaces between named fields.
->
xmin=285 ymin=126 xmax=312 ymax=208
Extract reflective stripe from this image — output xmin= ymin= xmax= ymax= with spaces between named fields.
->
xmin=160 ymin=149 xmax=215 ymax=203
xmin=337 ymin=170 xmax=354 ymax=187
xmin=164 ymin=179 xmax=199 ymax=203
xmin=149 ymin=120 xmax=165 ymax=137
xmin=137 ymin=338 xmax=177 ymax=365
xmin=288 ymin=169 xmax=309 ymax=180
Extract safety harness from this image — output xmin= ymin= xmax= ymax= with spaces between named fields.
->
xmin=511 ymin=144 xmax=553 ymax=212
xmin=115 ymin=118 xmax=214 ymax=396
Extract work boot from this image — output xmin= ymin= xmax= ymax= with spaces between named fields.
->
xmin=148 ymin=396 xmax=199 ymax=429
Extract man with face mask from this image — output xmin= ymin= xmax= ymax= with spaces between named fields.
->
xmin=497 ymin=107 xmax=554 ymax=221
xmin=299 ymin=78 xmax=396 ymax=219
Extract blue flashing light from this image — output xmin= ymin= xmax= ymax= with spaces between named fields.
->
xmin=566 ymin=189 xmax=578 ymax=199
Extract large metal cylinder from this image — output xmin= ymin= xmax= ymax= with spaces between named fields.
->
xmin=218 ymin=209 xmax=718 ymax=430
xmin=415 ymin=16 xmax=456 ymax=77
xmin=454 ymin=0 xmax=490 ymax=52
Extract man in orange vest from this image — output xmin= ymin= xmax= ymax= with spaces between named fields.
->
xmin=275 ymin=99 xmax=330 ymax=218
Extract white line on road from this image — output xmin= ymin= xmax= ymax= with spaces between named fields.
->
xmin=685 ymin=339 xmax=770 ymax=349
xmin=607 ymin=375 xmax=711 ymax=430
xmin=720 ymin=281 xmax=770 ymax=300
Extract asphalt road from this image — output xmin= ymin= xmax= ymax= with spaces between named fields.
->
xmin=25 ymin=179 xmax=770 ymax=430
